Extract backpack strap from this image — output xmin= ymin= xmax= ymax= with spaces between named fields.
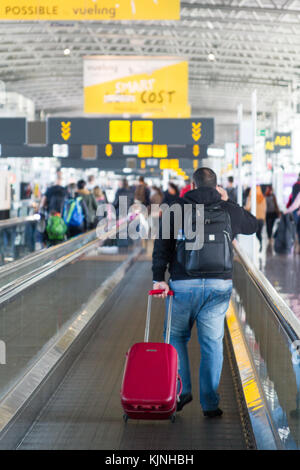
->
xmin=66 ymin=200 xmax=76 ymax=224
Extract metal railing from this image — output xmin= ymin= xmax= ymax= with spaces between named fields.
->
xmin=232 ymin=241 xmax=300 ymax=450
xmin=0 ymin=214 xmax=40 ymax=230
xmin=0 ymin=214 xmax=41 ymax=265
xmin=0 ymin=215 xmax=135 ymax=305
xmin=0 ymin=228 xmax=97 ymax=292
xmin=233 ymin=241 xmax=300 ymax=341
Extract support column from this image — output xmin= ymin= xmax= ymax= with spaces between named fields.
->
xmin=237 ymin=104 xmax=243 ymax=206
xmin=251 ymin=90 xmax=257 ymax=263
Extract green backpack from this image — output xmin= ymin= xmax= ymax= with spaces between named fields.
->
xmin=46 ymin=214 xmax=67 ymax=241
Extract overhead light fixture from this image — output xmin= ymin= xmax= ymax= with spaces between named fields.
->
xmin=123 ymin=168 xmax=132 ymax=173
xmin=64 ymin=48 xmax=71 ymax=56
xmin=208 ymin=52 xmax=215 ymax=62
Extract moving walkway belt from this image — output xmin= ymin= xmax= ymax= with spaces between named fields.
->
xmin=18 ymin=260 xmax=253 ymax=450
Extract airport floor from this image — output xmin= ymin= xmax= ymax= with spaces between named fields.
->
xmin=260 ymin=239 xmax=300 ymax=321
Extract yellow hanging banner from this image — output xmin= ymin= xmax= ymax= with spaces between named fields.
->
xmin=0 ymin=0 xmax=180 ymax=20
xmin=84 ymin=56 xmax=190 ymax=118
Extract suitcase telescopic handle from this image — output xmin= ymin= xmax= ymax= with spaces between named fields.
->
xmin=148 ymin=289 xmax=174 ymax=296
xmin=145 ymin=289 xmax=174 ymax=343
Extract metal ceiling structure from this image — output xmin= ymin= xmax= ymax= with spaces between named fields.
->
xmin=1 ymin=0 xmax=300 ymax=144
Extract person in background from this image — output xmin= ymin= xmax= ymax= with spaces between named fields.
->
xmin=150 ymin=186 xmax=164 ymax=231
xmin=67 ymin=182 xmax=77 ymax=199
xmin=113 ymin=178 xmax=134 ymax=216
xmin=286 ymin=174 xmax=300 ymax=251
xmin=92 ymin=186 xmax=107 ymax=226
xmin=292 ymin=173 xmax=300 ymax=204
xmin=162 ymin=182 xmax=181 ymax=206
xmin=87 ymin=174 xmax=96 ymax=192
xmin=150 ymin=186 xmax=164 ymax=206
xmin=25 ymin=200 xmax=39 ymax=252
xmin=242 ymin=186 xmax=250 ymax=207
xmin=134 ymin=176 xmax=151 ymax=208
xmin=265 ymin=186 xmax=280 ymax=241
xmin=179 ymin=178 xmax=191 ymax=198
xmin=66 ymin=182 xmax=76 ymax=199
xmin=76 ymin=179 xmax=98 ymax=229
xmin=226 ymin=176 xmax=237 ymax=203
xmin=93 ymin=186 xmax=106 ymax=204
xmin=40 ymin=169 xmax=67 ymax=215
xmin=245 ymin=185 xmax=266 ymax=251
xmin=64 ymin=183 xmax=89 ymax=238
xmin=285 ymin=190 xmax=300 ymax=250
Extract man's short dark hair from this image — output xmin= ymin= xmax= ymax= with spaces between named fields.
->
xmin=228 ymin=176 xmax=234 ymax=183
xmin=77 ymin=179 xmax=86 ymax=190
xmin=193 ymin=168 xmax=217 ymax=188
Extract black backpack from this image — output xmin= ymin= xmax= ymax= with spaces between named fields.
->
xmin=176 ymin=204 xmax=233 ymax=275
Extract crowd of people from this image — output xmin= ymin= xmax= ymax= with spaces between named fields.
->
xmin=38 ymin=170 xmax=104 ymax=245
xmin=36 ymin=167 xmax=300 ymax=254
xmin=225 ymin=174 xmax=300 ymax=254
xmin=38 ymin=171 xmax=181 ymax=246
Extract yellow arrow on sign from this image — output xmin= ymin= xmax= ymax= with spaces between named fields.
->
xmin=192 ymin=122 xmax=202 ymax=142
xmin=193 ymin=144 xmax=200 ymax=157
xmin=61 ymin=121 xmax=71 ymax=141
xmin=105 ymin=144 xmax=113 ymax=157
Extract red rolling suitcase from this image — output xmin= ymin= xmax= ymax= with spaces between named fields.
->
xmin=120 ymin=289 xmax=182 ymax=422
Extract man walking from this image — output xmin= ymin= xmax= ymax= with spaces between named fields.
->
xmin=40 ymin=169 xmax=67 ymax=215
xmin=226 ymin=176 xmax=237 ymax=203
xmin=152 ymin=168 xmax=257 ymax=417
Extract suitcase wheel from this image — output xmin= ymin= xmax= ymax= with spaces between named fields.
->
xmin=123 ymin=414 xmax=129 ymax=423
xmin=170 ymin=413 xmax=176 ymax=423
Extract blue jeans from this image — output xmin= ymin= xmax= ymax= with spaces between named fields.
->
xmin=164 ymin=278 xmax=233 ymax=412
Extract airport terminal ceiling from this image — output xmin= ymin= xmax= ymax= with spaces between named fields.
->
xmin=2 ymin=0 xmax=300 ymax=145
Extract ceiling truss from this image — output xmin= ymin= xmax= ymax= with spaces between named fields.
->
xmin=0 ymin=0 xmax=299 ymax=143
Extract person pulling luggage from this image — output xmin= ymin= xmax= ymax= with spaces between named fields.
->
xmin=152 ymin=168 xmax=257 ymax=417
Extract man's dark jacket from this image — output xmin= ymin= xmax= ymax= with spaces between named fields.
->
xmin=152 ymin=187 xmax=258 ymax=282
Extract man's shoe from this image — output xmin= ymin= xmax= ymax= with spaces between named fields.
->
xmin=177 ymin=393 xmax=193 ymax=412
xmin=203 ymin=408 xmax=223 ymax=418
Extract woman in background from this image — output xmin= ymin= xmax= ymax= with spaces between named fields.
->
xmin=245 ymin=185 xmax=266 ymax=251
xmin=93 ymin=186 xmax=107 ymax=205
xmin=265 ymin=185 xmax=280 ymax=241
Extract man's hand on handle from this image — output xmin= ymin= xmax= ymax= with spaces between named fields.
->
xmin=153 ymin=282 xmax=170 ymax=298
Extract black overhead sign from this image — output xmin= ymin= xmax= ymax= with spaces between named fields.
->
xmin=59 ymin=158 xmax=199 ymax=171
xmin=47 ymin=118 xmax=214 ymax=146
xmin=265 ymin=132 xmax=292 ymax=154
xmin=0 ymin=118 xmax=26 ymax=144
xmin=96 ymin=144 xmax=208 ymax=159
xmin=274 ymin=132 xmax=291 ymax=152
xmin=265 ymin=138 xmax=276 ymax=154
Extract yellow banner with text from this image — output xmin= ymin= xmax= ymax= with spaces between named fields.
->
xmin=0 ymin=0 xmax=180 ymax=20
xmin=84 ymin=56 xmax=190 ymax=118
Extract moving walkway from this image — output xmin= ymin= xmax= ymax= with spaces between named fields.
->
xmin=0 ymin=228 xmax=299 ymax=450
